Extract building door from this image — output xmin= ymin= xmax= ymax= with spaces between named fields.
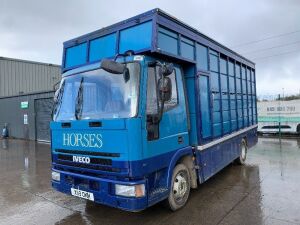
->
xmin=35 ymin=98 xmax=53 ymax=142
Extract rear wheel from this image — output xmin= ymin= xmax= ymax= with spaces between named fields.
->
xmin=235 ymin=139 xmax=247 ymax=165
xmin=166 ymin=163 xmax=191 ymax=211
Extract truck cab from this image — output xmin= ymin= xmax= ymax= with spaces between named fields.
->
xmin=51 ymin=55 xmax=193 ymax=211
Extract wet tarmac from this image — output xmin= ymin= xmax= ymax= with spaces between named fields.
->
xmin=0 ymin=137 xmax=299 ymax=225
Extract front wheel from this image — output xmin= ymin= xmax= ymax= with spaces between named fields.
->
xmin=166 ymin=163 xmax=191 ymax=211
xmin=235 ymin=139 xmax=247 ymax=165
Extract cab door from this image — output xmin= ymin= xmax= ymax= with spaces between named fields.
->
xmin=143 ymin=63 xmax=189 ymax=163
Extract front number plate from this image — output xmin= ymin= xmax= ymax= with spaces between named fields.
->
xmin=71 ymin=188 xmax=94 ymax=201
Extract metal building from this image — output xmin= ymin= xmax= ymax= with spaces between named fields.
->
xmin=0 ymin=57 xmax=61 ymax=141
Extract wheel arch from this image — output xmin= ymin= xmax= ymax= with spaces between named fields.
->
xmin=166 ymin=147 xmax=197 ymax=189
xmin=242 ymin=136 xmax=248 ymax=145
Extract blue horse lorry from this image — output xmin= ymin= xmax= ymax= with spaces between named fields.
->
xmin=51 ymin=8 xmax=258 ymax=211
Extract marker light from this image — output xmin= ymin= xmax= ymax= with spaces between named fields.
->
xmin=51 ymin=171 xmax=60 ymax=181
xmin=115 ymin=184 xmax=145 ymax=197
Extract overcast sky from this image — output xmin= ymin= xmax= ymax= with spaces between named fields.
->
xmin=1 ymin=0 xmax=300 ymax=96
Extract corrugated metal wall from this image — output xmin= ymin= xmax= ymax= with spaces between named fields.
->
xmin=0 ymin=92 xmax=54 ymax=140
xmin=0 ymin=57 xmax=61 ymax=97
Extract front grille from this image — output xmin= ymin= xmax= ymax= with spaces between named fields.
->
xmin=55 ymin=162 xmax=120 ymax=172
xmin=57 ymin=154 xmax=112 ymax=166
xmin=55 ymin=149 xmax=120 ymax=157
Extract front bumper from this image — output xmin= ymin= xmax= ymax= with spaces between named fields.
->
xmin=51 ymin=169 xmax=148 ymax=212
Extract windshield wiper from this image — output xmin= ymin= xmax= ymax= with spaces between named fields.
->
xmin=52 ymin=80 xmax=65 ymax=120
xmin=75 ymin=77 xmax=84 ymax=120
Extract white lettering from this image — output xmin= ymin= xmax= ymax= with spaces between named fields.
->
xmin=62 ymin=133 xmax=103 ymax=148
xmin=63 ymin=133 xmax=70 ymax=146
xmin=73 ymin=156 xmax=91 ymax=164
xmin=96 ymin=134 xmax=103 ymax=148
xmin=76 ymin=133 xmax=84 ymax=147
xmin=70 ymin=134 xmax=76 ymax=147
xmin=90 ymin=134 xmax=96 ymax=147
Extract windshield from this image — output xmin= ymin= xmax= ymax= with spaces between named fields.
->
xmin=53 ymin=62 xmax=140 ymax=121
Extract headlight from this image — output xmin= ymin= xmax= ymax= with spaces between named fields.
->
xmin=52 ymin=171 xmax=60 ymax=181
xmin=115 ymin=184 xmax=145 ymax=197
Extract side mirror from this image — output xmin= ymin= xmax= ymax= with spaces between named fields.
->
xmin=162 ymin=63 xmax=174 ymax=76
xmin=158 ymin=77 xmax=172 ymax=102
xmin=101 ymin=59 xmax=130 ymax=82
xmin=100 ymin=59 xmax=126 ymax=74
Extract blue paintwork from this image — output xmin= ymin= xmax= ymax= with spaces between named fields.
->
xmin=199 ymin=76 xmax=212 ymax=138
xmin=61 ymin=9 xmax=254 ymax=72
xmin=89 ymin=33 xmax=117 ymax=62
xmin=52 ymin=169 xmax=148 ymax=211
xmin=184 ymin=66 xmax=198 ymax=145
xmin=51 ymin=120 xmax=129 ymax=161
xmin=52 ymin=145 xmax=195 ymax=211
xmin=196 ymin=44 xmax=208 ymax=71
xmin=119 ymin=21 xmax=152 ymax=54
xmin=197 ymin=127 xmax=258 ymax=181
xmin=157 ymin=26 xmax=178 ymax=55
xmin=63 ymin=21 xmax=153 ymax=70
xmin=52 ymin=144 xmax=190 ymax=179
xmin=64 ymin=43 xmax=87 ymax=68
xmin=52 ymin=9 xmax=258 ymax=212
xmin=180 ymin=36 xmax=195 ymax=60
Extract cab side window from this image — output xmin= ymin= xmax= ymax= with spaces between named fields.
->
xmin=163 ymin=70 xmax=178 ymax=111
xmin=146 ymin=67 xmax=158 ymax=115
xmin=146 ymin=65 xmax=179 ymax=141
xmin=146 ymin=66 xmax=179 ymax=115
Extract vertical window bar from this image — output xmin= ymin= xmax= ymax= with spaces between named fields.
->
xmin=234 ymin=60 xmax=238 ymax=130
xmin=241 ymin=65 xmax=244 ymax=127
xmin=227 ymin=57 xmax=231 ymax=132
xmin=178 ymin=34 xmax=181 ymax=56
xmin=208 ymin=47 xmax=213 ymax=139
xmin=218 ymin=53 xmax=224 ymax=136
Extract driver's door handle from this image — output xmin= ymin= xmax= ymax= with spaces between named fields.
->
xmin=178 ymin=136 xmax=183 ymax=144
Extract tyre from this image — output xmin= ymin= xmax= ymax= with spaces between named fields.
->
xmin=235 ymin=139 xmax=247 ymax=165
xmin=166 ymin=163 xmax=191 ymax=211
